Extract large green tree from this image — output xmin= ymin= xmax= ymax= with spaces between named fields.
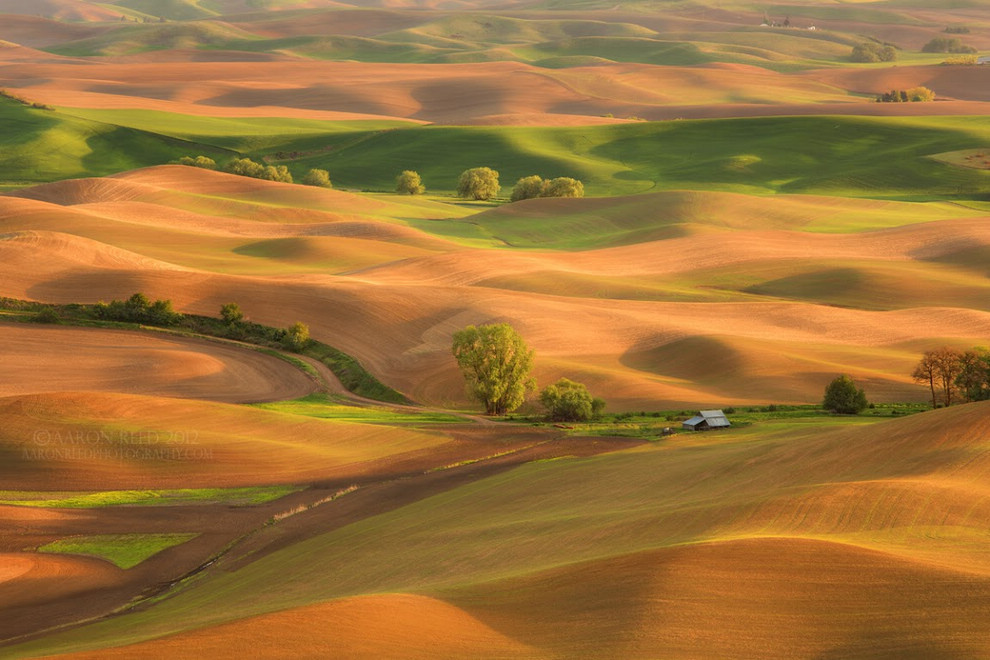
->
xmin=823 ymin=374 xmax=868 ymax=414
xmin=452 ymin=323 xmax=535 ymax=415
xmin=456 ymin=167 xmax=500 ymax=200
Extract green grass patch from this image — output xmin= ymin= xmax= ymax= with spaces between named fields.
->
xmin=56 ymin=108 xmax=418 ymax=154
xmin=0 ymin=97 xmax=231 ymax=185
xmin=532 ymin=403 xmax=928 ymax=440
xmin=0 ymin=486 xmax=300 ymax=509
xmin=251 ymin=393 xmax=465 ymax=425
xmin=7 ymin=106 xmax=990 ymax=203
xmin=291 ymin=116 xmax=990 ymax=200
xmin=38 ymin=533 xmax=199 ymax=569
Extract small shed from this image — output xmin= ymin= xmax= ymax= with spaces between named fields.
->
xmin=979 ymin=56 xmax=990 ymax=65
xmin=682 ymin=409 xmax=731 ymax=431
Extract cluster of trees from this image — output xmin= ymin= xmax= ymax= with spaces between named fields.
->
xmin=510 ymin=175 xmax=585 ymax=202
xmin=454 ymin=168 xmax=586 ymax=202
xmin=452 ymin=323 xmax=604 ymax=421
xmin=176 ymin=155 xmax=332 ymax=188
xmin=912 ymin=347 xmax=990 ymax=409
xmin=93 ymin=293 xmax=184 ymax=326
xmin=850 ymin=42 xmax=897 ymax=63
xmin=922 ymin=37 xmax=976 ymax=54
xmin=876 ymin=87 xmax=935 ymax=103
xmin=224 ymin=158 xmax=294 ymax=183
xmin=90 ymin=295 xmax=311 ymax=353
xmin=944 ymin=26 xmax=970 ymax=35
xmin=177 ymin=155 xmax=217 ymax=169
xmin=216 ymin=302 xmax=310 ymax=351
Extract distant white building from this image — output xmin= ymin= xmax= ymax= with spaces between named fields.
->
xmin=978 ymin=56 xmax=990 ymax=65
xmin=682 ymin=410 xmax=731 ymax=431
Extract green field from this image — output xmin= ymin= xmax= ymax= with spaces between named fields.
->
xmin=251 ymin=393 xmax=467 ymax=426
xmin=38 ymin=533 xmax=199 ymax=569
xmin=0 ymin=486 xmax=299 ymax=508
xmin=10 ymin=104 xmax=990 ymax=201
xmin=12 ymin=402 xmax=990 ymax=656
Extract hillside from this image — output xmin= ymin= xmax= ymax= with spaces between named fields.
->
xmin=8 ymin=402 xmax=990 ymax=658
xmin=3 ymin=164 xmax=990 ymax=409
xmin=2 ymin=1 xmax=990 ymax=656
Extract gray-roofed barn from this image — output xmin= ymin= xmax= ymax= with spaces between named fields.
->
xmin=682 ymin=409 xmax=731 ymax=431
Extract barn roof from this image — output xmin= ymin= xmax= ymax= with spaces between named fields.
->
xmin=699 ymin=409 xmax=731 ymax=427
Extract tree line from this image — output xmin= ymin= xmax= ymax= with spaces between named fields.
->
xmin=177 ymin=157 xmax=584 ymax=202
xmin=850 ymin=36 xmax=976 ymax=63
xmin=912 ymin=347 xmax=990 ymax=409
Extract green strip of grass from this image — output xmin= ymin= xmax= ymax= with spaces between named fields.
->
xmin=251 ymin=393 xmax=465 ymax=425
xmin=0 ymin=486 xmax=300 ymax=509
xmin=38 ymin=533 xmax=199 ymax=569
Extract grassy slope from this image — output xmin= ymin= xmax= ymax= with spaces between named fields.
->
xmin=295 ymin=116 xmax=990 ymax=198
xmin=0 ymin=98 xmax=232 ymax=186
xmin=13 ymin=106 xmax=990 ymax=201
xmin=12 ymin=403 xmax=990 ymax=656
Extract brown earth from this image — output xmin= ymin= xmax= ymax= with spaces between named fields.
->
xmin=2 ymin=50 xmax=988 ymax=124
xmin=4 ymin=166 xmax=990 ymax=408
xmin=0 ymin=324 xmax=316 ymax=403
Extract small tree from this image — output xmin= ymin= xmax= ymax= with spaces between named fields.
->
xmin=220 ymin=302 xmax=243 ymax=325
xmin=823 ymin=374 xmax=868 ymax=414
xmin=302 ymin=168 xmax=332 ymax=188
xmin=905 ymin=86 xmax=936 ymax=102
xmin=262 ymin=165 xmax=293 ymax=183
xmin=452 ymin=323 xmax=535 ymax=415
xmin=34 ymin=307 xmax=60 ymax=324
xmin=283 ymin=321 xmax=310 ymax=351
xmin=396 ymin=170 xmax=425 ymax=195
xmin=544 ymin=177 xmax=585 ymax=198
xmin=456 ymin=167 xmax=500 ymax=200
xmin=540 ymin=378 xmax=605 ymax=422
xmin=146 ymin=299 xmax=183 ymax=326
xmin=912 ymin=351 xmax=938 ymax=409
xmin=510 ymin=175 xmax=545 ymax=202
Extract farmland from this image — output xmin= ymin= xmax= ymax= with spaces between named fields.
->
xmin=2 ymin=0 xmax=990 ymax=657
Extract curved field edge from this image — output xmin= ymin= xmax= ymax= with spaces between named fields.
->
xmin=10 ymin=401 xmax=990 ymax=657
xmin=0 ymin=297 xmax=408 ymax=404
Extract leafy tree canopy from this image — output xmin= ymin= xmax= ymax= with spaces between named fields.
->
xmin=301 ymin=168 xmax=331 ymax=188
xmin=540 ymin=378 xmax=605 ymax=422
xmin=396 ymin=170 xmax=425 ymax=195
xmin=452 ymin=322 xmax=535 ymax=415
xmin=456 ymin=167 xmax=500 ymax=200
xmin=823 ymin=374 xmax=868 ymax=414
